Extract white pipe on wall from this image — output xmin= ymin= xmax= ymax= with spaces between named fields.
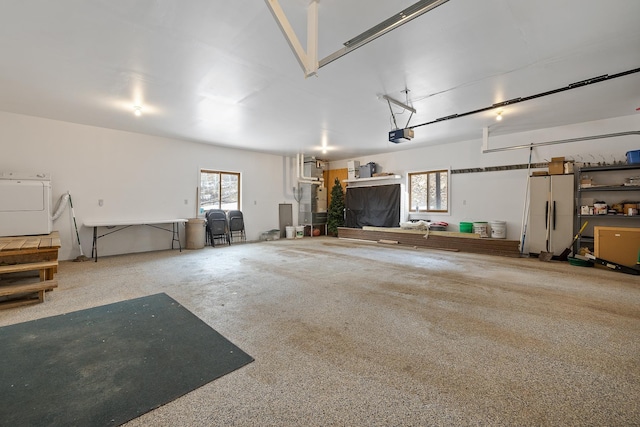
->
xmin=296 ymin=153 xmax=322 ymax=183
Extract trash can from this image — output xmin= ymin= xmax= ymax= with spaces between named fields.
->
xmin=185 ymin=218 xmax=206 ymax=249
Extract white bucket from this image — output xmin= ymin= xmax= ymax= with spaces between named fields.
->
xmin=490 ymin=220 xmax=507 ymax=239
xmin=473 ymin=222 xmax=489 ymax=238
xmin=285 ymin=226 xmax=295 ymax=239
xmin=295 ymin=225 xmax=305 ymax=238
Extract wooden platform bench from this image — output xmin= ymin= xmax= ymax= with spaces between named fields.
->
xmin=0 ymin=260 xmax=59 ymax=281
xmin=0 ymin=261 xmax=59 ymax=309
xmin=0 ymin=260 xmax=59 ymax=309
xmin=0 ymin=279 xmax=58 ymax=309
xmin=338 ymin=226 xmax=521 ymax=258
xmin=0 ymin=232 xmax=61 ymax=309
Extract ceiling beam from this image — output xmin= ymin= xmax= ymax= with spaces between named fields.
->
xmin=307 ymin=0 xmax=318 ymax=76
xmin=265 ymin=0 xmax=318 ymax=78
xmin=266 ymin=0 xmax=448 ymax=77
xmin=319 ymin=0 xmax=449 ymax=69
xmin=381 ymin=94 xmax=416 ymax=114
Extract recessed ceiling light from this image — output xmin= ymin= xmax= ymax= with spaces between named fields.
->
xmin=496 ymin=111 xmax=503 ymax=121
xmin=133 ymin=105 xmax=142 ymax=116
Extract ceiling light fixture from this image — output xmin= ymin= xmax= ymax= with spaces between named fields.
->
xmin=496 ymin=111 xmax=503 ymax=121
xmin=133 ymin=105 xmax=142 ymax=116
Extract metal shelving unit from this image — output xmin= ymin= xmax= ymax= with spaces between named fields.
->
xmin=575 ymin=163 xmax=640 ymax=252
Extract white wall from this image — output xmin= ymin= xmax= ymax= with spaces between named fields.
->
xmin=3 ymin=110 xmax=638 ymax=259
xmin=1 ymin=111 xmax=298 ymax=260
xmin=331 ymin=114 xmax=640 ymax=253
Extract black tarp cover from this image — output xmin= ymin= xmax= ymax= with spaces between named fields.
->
xmin=345 ymin=184 xmax=400 ymax=228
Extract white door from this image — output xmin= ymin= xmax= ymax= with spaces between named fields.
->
xmin=528 ymin=176 xmax=551 ymax=254
xmin=549 ymin=175 xmax=575 ymax=254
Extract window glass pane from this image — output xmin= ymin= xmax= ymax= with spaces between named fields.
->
xmin=200 ymin=171 xmax=220 ymax=211
xmin=221 ymin=173 xmax=238 ymax=210
xmin=410 ymin=170 xmax=448 ymax=213
xmin=410 ymin=173 xmax=427 ymax=211
xmin=427 ymin=171 xmax=447 ymax=211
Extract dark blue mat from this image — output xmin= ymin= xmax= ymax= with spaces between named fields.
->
xmin=0 ymin=293 xmax=253 ymax=426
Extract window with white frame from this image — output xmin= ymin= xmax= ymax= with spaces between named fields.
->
xmin=199 ymin=170 xmax=240 ymax=212
xmin=408 ymin=169 xmax=448 ymax=213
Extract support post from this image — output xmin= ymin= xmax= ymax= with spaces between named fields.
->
xmin=306 ymin=0 xmax=318 ymax=77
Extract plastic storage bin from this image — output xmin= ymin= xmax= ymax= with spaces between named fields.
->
xmin=626 ymin=150 xmax=640 ymax=164
xmin=358 ymin=162 xmax=376 ymax=178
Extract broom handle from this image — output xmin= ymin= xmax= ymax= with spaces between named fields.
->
xmin=572 ymin=221 xmax=588 ymax=244
xmin=519 ymin=145 xmax=533 ymax=254
xmin=68 ymin=192 xmax=85 ymax=257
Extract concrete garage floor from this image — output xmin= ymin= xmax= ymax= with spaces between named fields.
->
xmin=1 ymin=237 xmax=639 ymax=426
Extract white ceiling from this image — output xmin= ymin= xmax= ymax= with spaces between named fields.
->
xmin=1 ymin=0 xmax=639 ymax=161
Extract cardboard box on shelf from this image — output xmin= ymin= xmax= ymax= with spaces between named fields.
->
xmin=594 ymin=226 xmax=640 ymax=267
xmin=548 ymin=157 xmax=565 ymax=175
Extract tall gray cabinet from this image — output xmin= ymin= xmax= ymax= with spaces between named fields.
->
xmin=527 ymin=174 xmax=574 ymax=256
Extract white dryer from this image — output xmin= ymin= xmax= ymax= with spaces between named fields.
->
xmin=0 ymin=172 xmax=52 ymax=237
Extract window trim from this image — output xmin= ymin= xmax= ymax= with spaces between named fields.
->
xmin=199 ymin=169 xmax=241 ymax=214
xmin=408 ymin=169 xmax=449 ymax=214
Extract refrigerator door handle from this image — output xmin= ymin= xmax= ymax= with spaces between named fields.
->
xmin=545 ymin=201 xmax=549 ymax=229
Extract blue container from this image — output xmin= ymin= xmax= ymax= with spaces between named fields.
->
xmin=627 ymin=150 xmax=640 ymax=164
